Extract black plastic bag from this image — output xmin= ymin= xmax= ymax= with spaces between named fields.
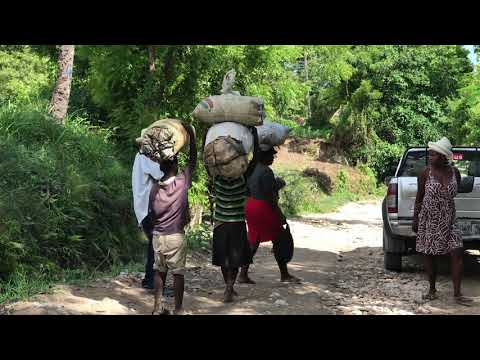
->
xmin=273 ymin=223 xmax=294 ymax=264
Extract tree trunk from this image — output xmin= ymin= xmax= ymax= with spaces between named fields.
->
xmin=49 ymin=45 xmax=75 ymax=124
xmin=304 ymin=51 xmax=311 ymax=119
xmin=189 ymin=205 xmax=204 ymax=227
xmin=148 ymin=45 xmax=156 ymax=72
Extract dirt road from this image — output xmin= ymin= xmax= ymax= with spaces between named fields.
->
xmin=4 ymin=200 xmax=480 ymax=315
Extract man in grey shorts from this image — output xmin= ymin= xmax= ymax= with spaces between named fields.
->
xmin=149 ymin=122 xmax=196 ymax=315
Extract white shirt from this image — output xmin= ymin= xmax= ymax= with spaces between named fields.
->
xmin=132 ymin=153 xmax=164 ymax=225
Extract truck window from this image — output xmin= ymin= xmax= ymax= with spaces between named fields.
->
xmin=451 ymin=151 xmax=480 ymax=177
xmin=398 ymin=150 xmax=427 ymax=177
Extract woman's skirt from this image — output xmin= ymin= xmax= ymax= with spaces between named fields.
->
xmin=244 ymin=197 xmax=283 ymax=246
xmin=212 ymin=222 xmax=251 ymax=268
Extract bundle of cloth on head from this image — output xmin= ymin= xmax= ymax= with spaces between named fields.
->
xmin=136 ymin=118 xmax=191 ymax=163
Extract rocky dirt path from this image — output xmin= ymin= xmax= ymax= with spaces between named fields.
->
xmin=4 ymin=200 xmax=480 ymax=315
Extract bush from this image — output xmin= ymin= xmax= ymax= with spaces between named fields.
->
xmin=0 ymin=105 xmax=144 ymax=280
xmin=185 ymin=223 xmax=211 ymax=250
xmin=335 ymin=169 xmax=349 ymax=193
xmin=0 ymin=47 xmax=55 ymax=105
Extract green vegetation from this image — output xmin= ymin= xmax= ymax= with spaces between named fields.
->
xmin=0 ymin=261 xmax=144 ymax=304
xmin=0 ymin=104 xmax=144 ymax=281
xmin=277 ymin=167 xmax=384 ymax=217
xmin=0 ymin=44 xmax=477 ymax=305
xmin=0 ymin=46 xmax=55 ymax=105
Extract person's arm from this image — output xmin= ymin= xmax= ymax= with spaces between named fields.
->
xmin=413 ymin=168 xmax=428 ymax=233
xmin=182 ymin=122 xmax=197 ymax=184
xmin=201 ymin=127 xmax=213 ymax=179
xmin=261 ymin=169 xmax=286 ymax=223
xmin=244 ymin=127 xmax=260 ymax=180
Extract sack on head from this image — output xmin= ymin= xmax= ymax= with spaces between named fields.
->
xmin=193 ymin=94 xmax=265 ymax=126
xmin=256 ymin=120 xmax=291 ymax=149
xmin=204 ymin=136 xmax=248 ymax=179
xmin=205 ymin=122 xmax=253 ymax=154
xmin=136 ymin=119 xmax=189 ymax=163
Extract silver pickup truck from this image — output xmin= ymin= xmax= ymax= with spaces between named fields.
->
xmin=382 ymin=147 xmax=480 ymax=271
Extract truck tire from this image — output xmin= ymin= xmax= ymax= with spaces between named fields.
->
xmin=383 ymin=227 xmax=402 ymax=271
xmin=384 ymin=252 xmax=402 ymax=272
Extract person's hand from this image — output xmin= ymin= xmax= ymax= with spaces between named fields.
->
xmin=181 ymin=122 xmax=195 ymax=136
xmin=412 ymin=221 xmax=418 ymax=233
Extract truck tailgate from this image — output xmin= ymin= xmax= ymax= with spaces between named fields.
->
xmin=397 ymin=176 xmax=480 ymax=219
xmin=397 ymin=176 xmax=418 ymax=218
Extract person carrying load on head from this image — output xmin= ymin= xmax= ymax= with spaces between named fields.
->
xmin=149 ymin=122 xmax=196 ymax=315
xmin=204 ymin=126 xmax=260 ymax=303
xmin=239 ymin=144 xmax=300 ymax=285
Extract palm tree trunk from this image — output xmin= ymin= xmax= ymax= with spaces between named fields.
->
xmin=49 ymin=45 xmax=75 ymax=124
xmin=148 ymin=45 xmax=156 ymax=72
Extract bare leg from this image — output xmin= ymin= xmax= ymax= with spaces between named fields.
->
xmin=272 ymin=240 xmax=300 ymax=283
xmin=152 ymin=271 xmax=168 ymax=314
xmin=173 ymin=274 xmax=185 ymax=314
xmin=278 ymin=262 xmax=301 ymax=283
xmin=220 ymin=267 xmax=228 ymax=284
xmin=451 ymin=249 xmax=472 ymax=305
xmin=239 ymin=243 xmax=259 ymax=284
xmin=423 ymin=255 xmax=437 ymax=300
xmin=220 ymin=266 xmax=237 ymax=298
xmin=159 ymin=271 xmax=168 ymax=295
xmin=223 ymin=268 xmax=239 ymax=303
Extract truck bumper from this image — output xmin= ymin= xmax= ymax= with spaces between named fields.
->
xmin=390 ymin=220 xmax=416 ymax=238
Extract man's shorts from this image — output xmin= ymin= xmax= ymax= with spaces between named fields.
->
xmin=152 ymin=232 xmax=186 ymax=275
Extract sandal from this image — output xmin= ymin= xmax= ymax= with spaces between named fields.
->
xmin=225 ymin=288 xmax=239 ymax=297
xmin=223 ymin=291 xmax=234 ymax=303
xmin=152 ymin=308 xmax=170 ymax=315
xmin=173 ymin=309 xmax=191 ymax=315
xmin=422 ymin=291 xmax=438 ymax=301
xmin=454 ymin=295 xmax=473 ymax=307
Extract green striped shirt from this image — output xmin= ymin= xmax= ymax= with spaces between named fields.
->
xmin=213 ymin=176 xmax=247 ymax=223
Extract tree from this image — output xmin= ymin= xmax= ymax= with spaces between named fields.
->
xmin=320 ymin=45 xmax=471 ymax=178
xmin=0 ymin=46 xmax=54 ymax=105
xmin=49 ymin=45 xmax=75 ymax=123
xmin=148 ymin=45 xmax=156 ymax=72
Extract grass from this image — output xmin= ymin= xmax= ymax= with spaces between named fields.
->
xmin=0 ymin=226 xmax=211 ymax=306
xmin=276 ymin=168 xmax=384 ymax=217
xmin=0 ymin=261 xmax=145 ymax=305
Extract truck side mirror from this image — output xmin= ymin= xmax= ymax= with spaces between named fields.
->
xmin=458 ymin=176 xmax=474 ymax=193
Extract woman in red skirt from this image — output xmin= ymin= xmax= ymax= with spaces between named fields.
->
xmin=238 ymin=145 xmax=300 ymax=284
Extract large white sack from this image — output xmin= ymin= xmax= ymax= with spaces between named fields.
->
xmin=192 ymin=94 xmax=265 ymax=126
xmin=205 ymin=122 xmax=253 ymax=154
xmin=256 ymin=120 xmax=291 ymax=149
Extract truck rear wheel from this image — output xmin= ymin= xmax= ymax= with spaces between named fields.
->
xmin=384 ymin=252 xmax=402 ymax=272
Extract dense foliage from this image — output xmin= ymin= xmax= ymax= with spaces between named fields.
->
xmin=0 ymin=44 xmax=477 ymax=284
xmin=0 ymin=105 xmax=143 ymax=279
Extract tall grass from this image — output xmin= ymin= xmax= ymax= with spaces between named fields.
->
xmin=0 ymin=104 xmax=144 ymax=283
